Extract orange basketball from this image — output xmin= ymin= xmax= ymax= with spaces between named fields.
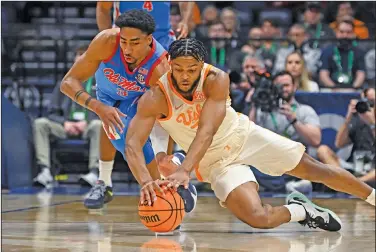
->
xmin=138 ymin=188 xmax=185 ymax=233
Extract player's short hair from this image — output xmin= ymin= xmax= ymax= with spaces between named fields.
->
xmin=115 ymin=10 xmax=155 ymax=35
xmin=169 ymin=38 xmax=208 ymax=62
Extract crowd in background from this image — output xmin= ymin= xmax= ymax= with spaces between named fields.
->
xmin=1 ymin=1 xmax=375 ymax=193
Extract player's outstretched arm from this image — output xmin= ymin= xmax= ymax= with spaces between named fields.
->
xmin=61 ymin=29 xmax=126 ymax=134
xmin=177 ymin=2 xmax=195 ymax=39
xmin=125 ymin=87 xmax=165 ymax=185
xmin=96 ymin=1 xmax=113 ymax=32
xmin=180 ymin=70 xmax=230 ymax=175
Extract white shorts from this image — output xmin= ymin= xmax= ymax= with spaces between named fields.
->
xmin=207 ymin=122 xmax=306 ymax=204
xmin=149 ymin=121 xmax=169 ymax=155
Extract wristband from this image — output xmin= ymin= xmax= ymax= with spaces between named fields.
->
xmin=84 ymin=97 xmax=93 ymax=108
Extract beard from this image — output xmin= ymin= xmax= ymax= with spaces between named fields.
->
xmin=171 ymin=73 xmax=202 ymax=99
xmin=282 ymin=92 xmax=294 ymax=102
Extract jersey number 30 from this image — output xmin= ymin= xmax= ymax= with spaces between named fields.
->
xmin=143 ymin=1 xmax=153 ymax=12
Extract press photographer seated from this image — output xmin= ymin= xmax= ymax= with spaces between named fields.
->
xmin=248 ymin=71 xmax=321 ymax=148
xmin=317 ymin=88 xmax=375 ymax=186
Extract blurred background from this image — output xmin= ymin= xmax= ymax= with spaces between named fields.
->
xmin=1 ymin=1 xmax=375 ymax=196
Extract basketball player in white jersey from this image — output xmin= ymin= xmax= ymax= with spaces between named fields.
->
xmin=125 ymin=38 xmax=375 ymax=232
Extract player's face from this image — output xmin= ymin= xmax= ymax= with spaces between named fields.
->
xmin=171 ymin=56 xmax=203 ymax=94
xmin=119 ymin=27 xmax=153 ymax=64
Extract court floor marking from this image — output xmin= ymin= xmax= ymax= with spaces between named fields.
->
xmin=2 ymin=199 xmax=82 ymax=214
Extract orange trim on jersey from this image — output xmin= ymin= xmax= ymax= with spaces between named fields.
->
xmin=103 ymin=32 xmax=120 ymax=63
xmin=156 ymin=81 xmax=173 ymax=121
xmin=194 ymin=165 xmax=203 ymax=182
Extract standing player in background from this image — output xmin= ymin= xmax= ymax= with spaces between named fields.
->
xmin=60 ymin=11 xmax=196 ymax=213
xmin=96 ymin=1 xmax=195 ymax=47
xmin=89 ymin=1 xmax=195 ymax=210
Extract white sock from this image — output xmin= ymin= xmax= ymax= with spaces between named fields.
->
xmin=365 ymin=189 xmax=375 ymax=206
xmin=284 ymin=204 xmax=306 ymax=222
xmin=99 ymin=160 xmax=114 ymax=187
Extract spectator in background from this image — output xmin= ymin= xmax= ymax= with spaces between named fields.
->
xmin=285 ymin=51 xmax=319 ymax=92
xmin=204 ymin=21 xmax=235 ymax=70
xmin=256 ymin=19 xmax=280 ymax=72
xmin=330 ymin=1 xmax=369 ymax=40
xmin=249 ymin=71 xmax=321 ymax=147
xmin=202 ymin=5 xmax=219 ymax=25
xmin=226 ymin=27 xmax=263 ymax=73
xmin=248 ymin=71 xmax=321 ymax=192
xmin=365 ymin=49 xmax=375 ymax=86
xmin=33 ymin=46 xmax=101 ymax=188
xmin=319 ymin=20 xmax=366 ymax=90
xmin=241 ymin=27 xmax=263 ymax=56
xmin=317 ymin=88 xmax=375 ymax=187
xmin=273 ymin=24 xmax=321 ymax=77
xmin=220 ymin=7 xmax=240 ymax=48
xmin=301 ymin=2 xmax=335 ymax=49
xmin=195 ymin=5 xmax=218 ymax=39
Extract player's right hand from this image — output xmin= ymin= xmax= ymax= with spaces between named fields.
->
xmin=95 ymin=103 xmax=126 ymax=135
xmin=140 ymin=180 xmax=165 ymax=206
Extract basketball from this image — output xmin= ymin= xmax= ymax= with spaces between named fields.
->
xmin=138 ymin=188 xmax=185 ymax=233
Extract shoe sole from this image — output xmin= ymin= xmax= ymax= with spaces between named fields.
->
xmin=287 ymin=191 xmax=343 ymax=230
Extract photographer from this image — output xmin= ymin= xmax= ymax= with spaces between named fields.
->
xmin=248 ymin=71 xmax=321 ymax=193
xmin=248 ymin=71 xmax=321 ymax=147
xmin=317 ymin=88 xmax=375 ymax=186
xmin=230 ymin=55 xmax=265 ymax=113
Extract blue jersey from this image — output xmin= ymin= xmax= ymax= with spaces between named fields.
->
xmin=113 ymin=1 xmax=175 ymax=49
xmin=95 ymin=32 xmax=167 ymax=164
xmin=95 ymin=32 xmax=167 ymax=106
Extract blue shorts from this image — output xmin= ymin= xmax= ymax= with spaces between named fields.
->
xmin=96 ymin=89 xmax=154 ymax=164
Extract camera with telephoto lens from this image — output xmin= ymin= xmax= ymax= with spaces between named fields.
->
xmin=355 ymin=98 xmax=374 ymax=114
xmin=250 ymin=72 xmax=284 ymax=112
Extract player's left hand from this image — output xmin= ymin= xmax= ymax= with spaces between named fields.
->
xmin=161 ymin=168 xmax=190 ymax=190
xmin=279 ymin=103 xmax=296 ymax=122
xmin=176 ymin=22 xmax=189 ymax=39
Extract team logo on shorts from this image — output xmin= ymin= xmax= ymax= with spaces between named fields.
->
xmin=136 ymin=74 xmax=146 ymax=84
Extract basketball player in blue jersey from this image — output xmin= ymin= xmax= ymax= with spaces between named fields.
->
xmin=84 ymin=2 xmax=194 ymax=211
xmin=60 ymin=11 xmax=197 ymax=217
xmin=96 ymin=1 xmax=195 ymax=49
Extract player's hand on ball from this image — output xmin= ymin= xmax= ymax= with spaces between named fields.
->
xmin=140 ymin=180 xmax=165 ymax=206
xmin=162 ymin=168 xmax=190 ymax=190
xmin=95 ymin=103 xmax=126 ymax=134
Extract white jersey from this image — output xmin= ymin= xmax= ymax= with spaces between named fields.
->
xmin=157 ymin=64 xmax=251 ymax=182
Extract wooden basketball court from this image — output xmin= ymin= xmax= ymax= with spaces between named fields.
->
xmin=1 ymin=193 xmax=375 ymax=251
